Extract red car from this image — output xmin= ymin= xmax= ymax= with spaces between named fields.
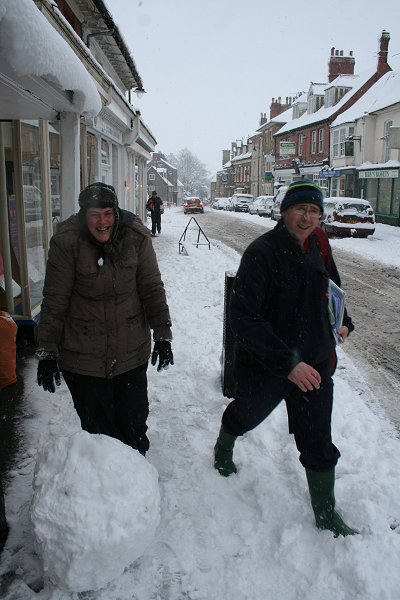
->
xmin=183 ymin=197 xmax=204 ymax=214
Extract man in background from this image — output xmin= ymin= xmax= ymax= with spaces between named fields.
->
xmin=147 ymin=190 xmax=163 ymax=237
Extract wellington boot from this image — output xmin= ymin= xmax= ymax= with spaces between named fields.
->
xmin=214 ymin=427 xmax=237 ymax=477
xmin=306 ymin=468 xmax=358 ymax=538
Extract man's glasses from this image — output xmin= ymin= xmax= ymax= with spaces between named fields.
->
xmin=292 ymin=205 xmax=321 ymax=218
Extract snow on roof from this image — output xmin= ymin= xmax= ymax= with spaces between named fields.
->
xmin=332 ymin=71 xmax=400 ymax=127
xmin=275 ymin=68 xmax=375 ymax=135
xmin=325 ymin=74 xmax=356 ymax=90
xmin=0 ymin=0 xmax=101 ymax=116
xmin=293 ymin=92 xmax=308 ymax=104
xmin=231 ymin=152 xmax=252 ymax=162
xmin=309 ymin=82 xmax=328 ymax=95
xmin=357 ymin=159 xmax=400 ymax=170
xmin=270 ymin=105 xmax=293 ymax=124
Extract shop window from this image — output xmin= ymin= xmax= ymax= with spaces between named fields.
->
xmin=49 ymin=120 xmax=61 ymax=226
xmin=330 ymin=177 xmax=339 ymax=196
xmin=0 ymin=122 xmax=22 ymax=313
xmin=21 ymin=121 xmax=47 ymax=311
xmin=392 ymin=179 xmax=399 ymax=217
xmin=364 ymin=179 xmax=378 ymax=212
xmin=377 ymin=178 xmax=392 ymax=215
xmin=101 ymin=138 xmax=110 ymax=165
xmin=86 ymin=133 xmax=96 ymax=185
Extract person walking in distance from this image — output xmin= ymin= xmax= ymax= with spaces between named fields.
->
xmin=36 ymin=182 xmax=173 ymax=456
xmin=213 ymin=179 xmax=358 ymax=538
xmin=147 ymin=190 xmax=163 ymax=236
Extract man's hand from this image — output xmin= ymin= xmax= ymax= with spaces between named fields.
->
xmin=151 ymin=341 xmax=174 ymax=371
xmin=37 ymin=359 xmax=61 ymax=393
xmin=288 ymin=362 xmax=321 ymax=392
xmin=337 ymin=325 xmax=349 ymax=342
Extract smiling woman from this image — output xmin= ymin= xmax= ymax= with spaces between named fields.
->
xmin=85 ymin=208 xmax=116 ymax=244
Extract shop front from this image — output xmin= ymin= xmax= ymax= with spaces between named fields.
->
xmin=358 ymin=164 xmax=400 ymax=226
xmin=0 ymin=1 xmax=101 ymax=330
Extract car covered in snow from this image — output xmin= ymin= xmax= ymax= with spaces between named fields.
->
xmin=230 ymin=193 xmax=254 ymax=212
xmin=212 ymin=197 xmax=232 ymax=210
xmin=249 ymin=195 xmax=274 ymax=217
xmin=322 ymin=197 xmax=376 ymax=238
xmin=271 ymin=185 xmax=288 ymax=221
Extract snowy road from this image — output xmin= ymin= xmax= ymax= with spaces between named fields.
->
xmin=198 ymin=209 xmax=400 ymax=431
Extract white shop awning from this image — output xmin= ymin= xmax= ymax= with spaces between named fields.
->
xmin=0 ymin=0 xmax=101 ymax=119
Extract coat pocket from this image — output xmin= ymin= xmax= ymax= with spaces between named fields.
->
xmin=62 ymin=317 xmax=97 ymax=355
xmin=126 ymin=313 xmax=150 ymax=353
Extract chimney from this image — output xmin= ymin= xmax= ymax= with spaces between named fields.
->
xmin=328 ymin=47 xmax=355 ymax=82
xmin=377 ymin=29 xmax=391 ymax=76
xmin=269 ymin=97 xmax=280 ymax=119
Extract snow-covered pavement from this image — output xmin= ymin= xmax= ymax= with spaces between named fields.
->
xmin=1 ymin=208 xmax=400 ymax=599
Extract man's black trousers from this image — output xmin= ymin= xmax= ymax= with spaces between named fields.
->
xmin=221 ymin=358 xmax=340 ymax=471
xmin=62 ymin=363 xmax=149 ymax=455
xmin=151 ymin=213 xmax=161 ymax=234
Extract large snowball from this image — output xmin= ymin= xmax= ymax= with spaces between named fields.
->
xmin=30 ymin=431 xmax=160 ymax=592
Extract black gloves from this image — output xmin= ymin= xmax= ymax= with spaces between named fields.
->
xmin=151 ymin=341 xmax=174 ymax=371
xmin=37 ymin=359 xmax=61 ymax=393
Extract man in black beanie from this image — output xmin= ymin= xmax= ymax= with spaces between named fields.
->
xmin=213 ymin=179 xmax=358 ymax=537
xmin=36 ymin=182 xmax=174 ymax=455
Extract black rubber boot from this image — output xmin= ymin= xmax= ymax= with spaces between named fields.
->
xmin=214 ymin=427 xmax=237 ymax=477
xmin=305 ymin=468 xmax=358 ymax=537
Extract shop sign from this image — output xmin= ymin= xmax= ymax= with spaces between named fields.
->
xmin=265 ymin=171 xmax=273 ymax=181
xmin=299 ymin=165 xmax=321 ymax=175
xmin=92 ymin=117 xmax=123 ymax=144
xmin=359 ymin=169 xmax=399 ymax=179
xmin=319 ymin=170 xmax=340 ymax=178
xmin=280 ymin=141 xmax=296 ymax=156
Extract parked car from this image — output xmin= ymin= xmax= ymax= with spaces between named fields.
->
xmin=271 ymin=185 xmax=288 ymax=221
xmin=230 ymin=193 xmax=254 ymax=212
xmin=249 ymin=195 xmax=274 ymax=217
xmin=212 ymin=197 xmax=231 ymax=210
xmin=322 ymin=197 xmax=375 ymax=238
xmin=183 ymin=197 xmax=204 ymax=214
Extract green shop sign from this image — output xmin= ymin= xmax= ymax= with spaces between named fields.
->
xmin=359 ymin=169 xmax=399 ymax=179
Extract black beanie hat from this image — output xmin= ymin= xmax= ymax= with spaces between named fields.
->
xmin=280 ymin=179 xmax=324 ymax=213
xmin=78 ymin=182 xmax=118 ymax=212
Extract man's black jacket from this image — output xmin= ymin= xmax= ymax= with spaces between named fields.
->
xmin=229 ymin=220 xmax=354 ymax=390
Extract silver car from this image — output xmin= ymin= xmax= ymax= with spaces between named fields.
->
xmin=249 ymin=195 xmax=274 ymax=217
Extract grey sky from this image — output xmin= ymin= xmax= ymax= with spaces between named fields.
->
xmin=107 ymin=0 xmax=400 ymax=177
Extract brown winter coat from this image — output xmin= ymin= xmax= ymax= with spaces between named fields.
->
xmin=38 ymin=210 xmax=172 ymax=378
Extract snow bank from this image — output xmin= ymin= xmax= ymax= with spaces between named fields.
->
xmin=30 ymin=431 xmax=160 ymax=592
